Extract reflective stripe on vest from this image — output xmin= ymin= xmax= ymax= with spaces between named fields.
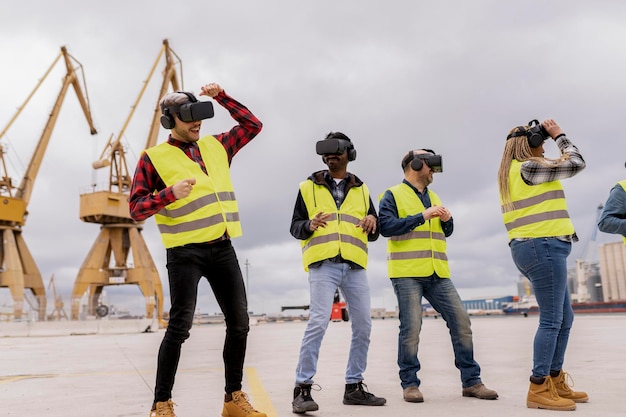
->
xmin=501 ymin=160 xmax=574 ymax=240
xmin=385 ymin=183 xmax=450 ymax=278
xmin=618 ymin=180 xmax=626 ymax=245
xmin=146 ymin=135 xmax=242 ymax=248
xmin=299 ymin=180 xmax=370 ymax=271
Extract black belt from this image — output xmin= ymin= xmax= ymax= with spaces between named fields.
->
xmin=206 ymin=234 xmax=229 ymax=244
xmin=326 ymin=255 xmax=345 ymax=263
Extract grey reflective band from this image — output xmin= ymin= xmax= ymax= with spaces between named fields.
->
xmin=504 ymin=210 xmax=570 ymax=231
xmin=390 ymin=231 xmax=445 ymax=241
xmin=341 ymin=234 xmax=368 ymax=253
xmin=388 ymin=250 xmax=448 ymax=261
xmin=339 ymin=213 xmax=361 ymax=225
xmin=158 ymin=192 xmax=236 ymax=218
xmin=157 ymin=212 xmax=239 ymax=234
xmin=302 ymin=232 xmax=368 ymax=253
xmin=302 ymin=233 xmax=340 ymax=252
xmin=501 ymin=190 xmax=565 ymax=213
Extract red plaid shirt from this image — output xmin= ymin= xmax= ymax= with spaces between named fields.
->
xmin=129 ymin=91 xmax=262 ymax=221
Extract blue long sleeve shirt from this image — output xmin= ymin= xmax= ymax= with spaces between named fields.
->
xmin=378 ymin=179 xmax=453 ymax=238
xmin=598 ymin=182 xmax=626 ymax=237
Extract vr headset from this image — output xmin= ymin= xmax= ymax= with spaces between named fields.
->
xmin=177 ymin=101 xmax=214 ymax=122
xmin=316 ymin=138 xmax=357 ymax=161
xmin=402 ymin=150 xmax=443 ymax=172
xmin=506 ymin=119 xmax=549 ymax=148
xmin=160 ymin=92 xmax=214 ymax=129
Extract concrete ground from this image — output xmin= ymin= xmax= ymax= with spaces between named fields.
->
xmin=1 ymin=314 xmax=624 ymax=417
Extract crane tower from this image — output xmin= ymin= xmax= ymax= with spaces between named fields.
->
xmin=0 ymin=47 xmax=97 ymax=320
xmin=71 ymin=40 xmax=182 ymax=322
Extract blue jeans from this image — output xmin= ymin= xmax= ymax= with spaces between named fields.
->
xmin=509 ymin=238 xmax=574 ymax=378
xmin=295 ymin=261 xmax=372 ymax=384
xmin=391 ymin=276 xmax=482 ymax=389
xmin=154 ymin=240 xmax=249 ymax=402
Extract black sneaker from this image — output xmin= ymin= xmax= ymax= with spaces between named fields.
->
xmin=343 ymin=382 xmax=386 ymax=406
xmin=292 ymin=383 xmax=319 ymax=414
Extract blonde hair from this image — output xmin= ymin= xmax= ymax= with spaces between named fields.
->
xmin=497 ymin=126 xmax=569 ymax=212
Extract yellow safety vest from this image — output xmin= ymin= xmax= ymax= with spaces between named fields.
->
xmin=618 ymin=180 xmax=626 ymax=245
xmin=501 ymin=160 xmax=574 ymax=240
xmin=146 ymin=135 xmax=242 ymax=248
xmin=384 ymin=183 xmax=450 ymax=279
xmin=299 ymin=179 xmax=370 ymax=271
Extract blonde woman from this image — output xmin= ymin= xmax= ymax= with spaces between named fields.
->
xmin=497 ymin=119 xmax=587 ymax=411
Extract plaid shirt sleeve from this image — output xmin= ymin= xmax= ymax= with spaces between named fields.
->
xmin=128 ymin=151 xmax=176 ymax=221
xmin=128 ymin=91 xmax=263 ymax=221
xmin=520 ymin=135 xmax=586 ymax=185
xmin=212 ymin=91 xmax=263 ymax=164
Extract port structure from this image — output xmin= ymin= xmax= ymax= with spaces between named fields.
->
xmin=71 ymin=40 xmax=181 ymax=323
xmin=0 ymin=46 xmax=97 ymax=320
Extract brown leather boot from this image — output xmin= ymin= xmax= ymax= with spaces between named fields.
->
xmin=551 ymin=370 xmax=589 ymax=403
xmin=527 ymin=377 xmax=576 ymax=411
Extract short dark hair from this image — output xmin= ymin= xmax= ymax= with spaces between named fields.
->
xmin=324 ymin=131 xmax=352 ymax=142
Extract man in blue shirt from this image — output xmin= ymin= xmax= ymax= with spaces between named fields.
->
xmin=598 ymin=164 xmax=626 ymax=242
xmin=378 ymin=148 xmax=497 ymax=404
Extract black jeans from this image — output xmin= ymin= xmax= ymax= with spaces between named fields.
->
xmin=154 ymin=240 xmax=250 ymax=402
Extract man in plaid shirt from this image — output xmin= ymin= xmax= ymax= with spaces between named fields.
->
xmin=129 ymin=82 xmax=265 ymax=417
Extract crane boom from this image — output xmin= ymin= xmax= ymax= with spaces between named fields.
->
xmin=0 ymin=45 xmax=97 ymax=321
xmin=145 ymin=40 xmax=182 ymax=150
xmin=92 ymin=39 xmax=180 ymax=170
xmin=1 ymin=46 xmax=97 ymax=224
xmin=0 ymin=53 xmax=62 ymax=141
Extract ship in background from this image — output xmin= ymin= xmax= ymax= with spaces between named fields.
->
xmin=502 ymin=295 xmax=536 ymax=317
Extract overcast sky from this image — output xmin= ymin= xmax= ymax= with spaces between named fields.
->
xmin=1 ymin=1 xmax=625 ymax=317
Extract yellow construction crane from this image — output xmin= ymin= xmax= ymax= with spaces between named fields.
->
xmin=0 ymin=46 xmax=97 ymax=320
xmin=71 ymin=39 xmax=182 ymax=323
xmin=47 ymin=274 xmax=68 ymax=321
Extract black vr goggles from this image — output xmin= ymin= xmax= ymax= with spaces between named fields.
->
xmin=160 ymin=92 xmax=215 ymax=129
xmin=176 ymin=101 xmax=214 ymax=122
xmin=316 ymin=138 xmax=357 ymax=161
xmin=506 ymin=119 xmax=549 ymax=148
xmin=402 ymin=150 xmax=443 ymax=172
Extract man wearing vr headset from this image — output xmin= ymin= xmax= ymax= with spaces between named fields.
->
xmin=598 ymin=163 xmax=626 ymax=245
xmin=497 ymin=119 xmax=587 ymax=411
xmin=129 ymin=83 xmax=265 ymax=417
xmin=289 ymin=132 xmax=386 ymax=413
xmin=378 ymin=149 xmax=498 ymax=404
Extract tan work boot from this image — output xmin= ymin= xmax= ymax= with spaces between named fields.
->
xmin=149 ymin=399 xmax=176 ymax=417
xmin=222 ymin=390 xmax=267 ymax=417
xmin=462 ymin=382 xmax=498 ymax=400
xmin=551 ymin=370 xmax=589 ymax=403
xmin=403 ymin=386 xmax=424 ymax=403
xmin=527 ymin=377 xmax=576 ymax=411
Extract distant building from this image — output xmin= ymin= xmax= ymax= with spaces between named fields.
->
xmin=585 ymin=263 xmax=603 ymax=302
xmin=598 ymin=241 xmax=626 ymax=301
xmin=516 ymin=275 xmax=534 ymax=298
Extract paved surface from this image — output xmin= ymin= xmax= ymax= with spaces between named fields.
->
xmin=1 ymin=314 xmax=624 ymax=417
